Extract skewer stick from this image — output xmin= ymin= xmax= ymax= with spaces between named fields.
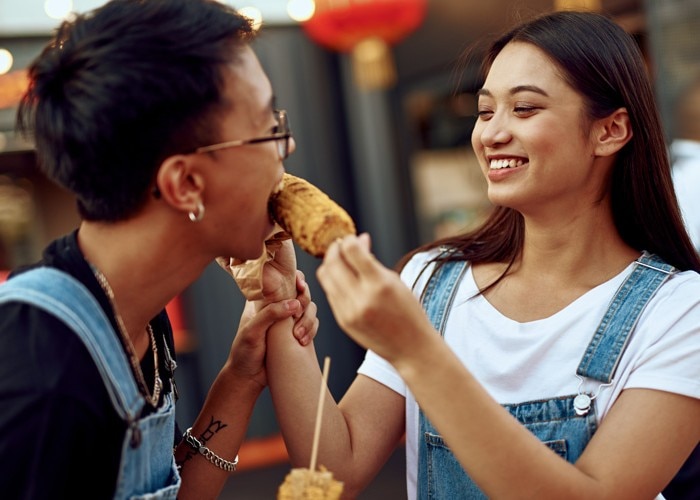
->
xmin=309 ymin=356 xmax=331 ymax=472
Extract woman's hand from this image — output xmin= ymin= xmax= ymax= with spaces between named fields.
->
xmin=317 ymin=233 xmax=435 ymax=363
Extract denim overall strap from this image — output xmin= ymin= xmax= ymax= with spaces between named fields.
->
xmin=419 ymin=258 xmax=469 ymax=335
xmin=0 ymin=267 xmax=144 ymax=420
xmin=576 ymin=252 xmax=675 ymax=383
xmin=0 ymin=267 xmax=181 ymax=499
xmin=418 ymin=259 xmax=476 ymax=499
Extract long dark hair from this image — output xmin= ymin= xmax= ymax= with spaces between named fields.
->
xmin=398 ymin=10 xmax=700 ymax=275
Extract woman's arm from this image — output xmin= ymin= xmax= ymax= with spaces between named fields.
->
xmin=318 ymin=234 xmax=700 ymax=499
xmin=266 ymin=320 xmax=406 ymax=497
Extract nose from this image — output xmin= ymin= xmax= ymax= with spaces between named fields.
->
xmin=474 ymin=112 xmax=512 ymax=148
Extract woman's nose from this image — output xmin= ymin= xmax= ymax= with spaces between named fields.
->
xmin=477 ymin=114 xmax=512 ymax=147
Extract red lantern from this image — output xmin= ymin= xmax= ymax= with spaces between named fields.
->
xmin=302 ymin=0 xmax=428 ymax=89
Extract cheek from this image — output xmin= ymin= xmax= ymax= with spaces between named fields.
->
xmin=471 ymin=125 xmax=488 ymax=171
xmin=471 ymin=124 xmax=482 ymax=151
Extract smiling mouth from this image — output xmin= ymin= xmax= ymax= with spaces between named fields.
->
xmin=489 ymin=158 xmax=526 ymax=169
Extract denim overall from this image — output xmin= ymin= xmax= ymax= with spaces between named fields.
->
xmin=417 ymin=252 xmax=674 ymax=499
xmin=0 ymin=267 xmax=181 ymax=499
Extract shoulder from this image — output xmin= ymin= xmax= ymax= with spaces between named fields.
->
xmin=638 ymin=269 xmax=700 ymax=323
xmin=399 ymin=248 xmax=467 ymax=286
xmin=0 ymin=301 xmax=115 ymax=412
xmin=659 ymin=269 xmax=700 ymax=303
xmin=631 ymin=268 xmax=700 ymax=351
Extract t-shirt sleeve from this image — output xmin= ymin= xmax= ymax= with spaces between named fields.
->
xmin=357 ymin=348 xmax=407 ymax=396
xmin=624 ymin=271 xmax=700 ymax=399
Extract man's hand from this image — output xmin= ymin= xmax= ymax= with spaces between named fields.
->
xmin=229 ymin=272 xmax=318 ymax=388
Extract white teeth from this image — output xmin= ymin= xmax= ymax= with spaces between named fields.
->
xmin=489 ymin=158 xmax=524 ymax=169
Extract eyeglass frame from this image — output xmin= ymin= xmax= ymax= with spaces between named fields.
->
xmin=193 ymin=109 xmax=291 ymax=160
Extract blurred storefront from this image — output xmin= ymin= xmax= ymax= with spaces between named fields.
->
xmin=1 ymin=0 xmax=698 ymax=492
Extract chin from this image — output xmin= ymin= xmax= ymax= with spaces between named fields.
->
xmin=236 ymin=245 xmax=265 ymax=262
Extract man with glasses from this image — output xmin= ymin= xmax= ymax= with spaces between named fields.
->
xmin=195 ymin=109 xmax=292 ymax=158
xmin=0 ymin=1 xmax=316 ymax=499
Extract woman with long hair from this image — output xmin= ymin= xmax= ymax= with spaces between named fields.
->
xmin=268 ymin=10 xmax=700 ymax=499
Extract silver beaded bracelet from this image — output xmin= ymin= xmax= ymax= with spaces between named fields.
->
xmin=182 ymin=427 xmax=239 ymax=473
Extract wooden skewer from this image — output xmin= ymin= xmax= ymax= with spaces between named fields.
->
xmin=309 ymin=356 xmax=331 ymax=472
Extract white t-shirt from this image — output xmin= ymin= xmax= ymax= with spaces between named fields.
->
xmin=672 ymin=139 xmax=700 ymax=252
xmin=358 ymin=250 xmax=700 ymax=499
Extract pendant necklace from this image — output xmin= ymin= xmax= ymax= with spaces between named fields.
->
xmin=92 ymin=266 xmax=162 ymax=407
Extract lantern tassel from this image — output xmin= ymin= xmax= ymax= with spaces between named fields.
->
xmin=350 ymin=37 xmax=397 ymax=90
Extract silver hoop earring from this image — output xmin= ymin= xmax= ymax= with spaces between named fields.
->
xmin=188 ymin=201 xmax=205 ymax=222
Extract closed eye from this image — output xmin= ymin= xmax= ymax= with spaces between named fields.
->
xmin=513 ymin=105 xmax=540 ymax=116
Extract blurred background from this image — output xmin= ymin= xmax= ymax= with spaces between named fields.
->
xmin=1 ymin=0 xmax=699 ymax=497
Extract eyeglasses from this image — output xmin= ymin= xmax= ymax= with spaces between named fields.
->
xmin=195 ymin=109 xmax=291 ymax=160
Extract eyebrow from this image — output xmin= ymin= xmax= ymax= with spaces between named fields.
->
xmin=476 ymin=85 xmax=550 ymax=98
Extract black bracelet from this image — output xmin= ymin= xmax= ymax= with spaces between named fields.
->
xmin=182 ymin=427 xmax=238 ymax=473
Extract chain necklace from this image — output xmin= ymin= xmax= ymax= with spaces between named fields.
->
xmin=92 ymin=267 xmax=162 ymax=407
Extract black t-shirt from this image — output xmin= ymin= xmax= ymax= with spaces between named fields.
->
xmin=0 ymin=231 xmax=177 ymax=499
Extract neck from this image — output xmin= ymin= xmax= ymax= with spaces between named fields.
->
xmin=78 ymin=217 xmax=209 ymax=346
xmin=514 ymin=203 xmax=639 ymax=286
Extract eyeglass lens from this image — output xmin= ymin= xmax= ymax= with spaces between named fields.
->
xmin=275 ymin=110 xmax=290 ymax=160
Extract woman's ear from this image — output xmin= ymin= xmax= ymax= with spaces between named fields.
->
xmin=154 ymin=154 xmax=205 ymax=213
xmin=593 ymin=107 xmax=633 ymax=157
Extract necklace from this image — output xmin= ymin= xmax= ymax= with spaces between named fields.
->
xmin=92 ymin=267 xmax=162 ymax=407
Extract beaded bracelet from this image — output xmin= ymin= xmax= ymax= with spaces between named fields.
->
xmin=182 ymin=427 xmax=239 ymax=473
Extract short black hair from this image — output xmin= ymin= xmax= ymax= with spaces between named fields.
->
xmin=17 ymin=0 xmax=254 ymax=221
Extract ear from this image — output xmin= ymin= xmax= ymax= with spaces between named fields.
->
xmin=154 ymin=155 xmax=205 ymax=213
xmin=593 ymin=107 xmax=633 ymax=157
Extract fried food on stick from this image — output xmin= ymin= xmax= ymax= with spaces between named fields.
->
xmin=277 ymin=357 xmax=344 ymax=499
xmin=269 ymin=173 xmax=356 ymax=258
xmin=277 ymin=466 xmax=344 ymax=500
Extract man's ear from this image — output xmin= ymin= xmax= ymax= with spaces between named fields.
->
xmin=593 ymin=107 xmax=633 ymax=157
xmin=154 ymin=155 xmax=205 ymax=212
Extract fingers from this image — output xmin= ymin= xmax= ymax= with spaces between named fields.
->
xmin=243 ymin=297 xmax=315 ymax=347
xmin=246 ymin=299 xmax=301 ymax=333
xmin=321 ymin=233 xmax=380 ymax=286
xmin=293 ymin=300 xmax=319 ymax=346
xmin=317 ymin=237 xmax=361 ymax=299
xmin=295 ymin=271 xmax=310 ymax=311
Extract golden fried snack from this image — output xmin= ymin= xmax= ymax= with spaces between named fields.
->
xmin=277 ymin=466 xmax=344 ymax=500
xmin=269 ymin=173 xmax=356 ymax=258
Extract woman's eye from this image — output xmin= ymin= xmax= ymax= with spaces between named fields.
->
xmin=513 ymin=106 xmax=538 ymax=116
xmin=476 ymin=110 xmax=493 ymax=120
